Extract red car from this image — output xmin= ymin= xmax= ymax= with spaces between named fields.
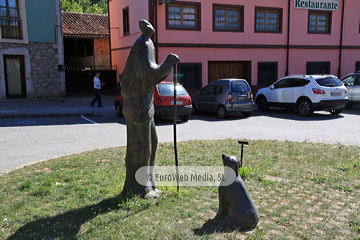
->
xmin=114 ymin=82 xmax=192 ymax=122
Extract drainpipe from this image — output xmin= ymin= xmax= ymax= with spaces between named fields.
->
xmin=108 ymin=0 xmax=120 ymax=94
xmin=338 ymin=0 xmax=345 ymax=78
xmin=56 ymin=0 xmax=66 ymax=96
xmin=286 ymin=0 xmax=291 ymax=76
xmin=107 ymin=0 xmax=112 ymax=67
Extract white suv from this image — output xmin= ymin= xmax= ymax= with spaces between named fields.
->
xmin=255 ymin=75 xmax=348 ymax=116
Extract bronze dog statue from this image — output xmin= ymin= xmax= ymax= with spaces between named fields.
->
xmin=217 ymin=154 xmax=259 ymax=229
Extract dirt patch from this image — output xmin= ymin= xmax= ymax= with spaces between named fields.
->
xmin=265 ymin=175 xmax=291 ymax=183
xmin=34 ymin=168 xmax=52 ymax=173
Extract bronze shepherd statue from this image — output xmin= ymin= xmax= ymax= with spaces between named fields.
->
xmin=121 ymin=19 xmax=180 ymax=197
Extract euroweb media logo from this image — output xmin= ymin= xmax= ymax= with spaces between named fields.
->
xmin=135 ymin=166 xmax=237 ymax=187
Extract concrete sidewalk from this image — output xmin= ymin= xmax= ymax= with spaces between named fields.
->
xmin=0 ymin=94 xmax=117 ymax=118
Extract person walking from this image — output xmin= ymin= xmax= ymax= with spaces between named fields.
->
xmin=90 ymin=71 xmax=104 ymax=107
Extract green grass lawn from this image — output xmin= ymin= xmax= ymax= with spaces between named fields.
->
xmin=1 ymin=139 xmax=360 ymax=239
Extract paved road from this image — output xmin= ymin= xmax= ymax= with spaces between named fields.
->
xmin=1 ymin=108 xmax=360 ymax=175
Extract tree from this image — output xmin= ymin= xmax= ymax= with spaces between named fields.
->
xmin=97 ymin=0 xmax=108 ymax=14
xmin=61 ymin=0 xmax=83 ymax=13
xmin=61 ymin=0 xmax=107 ymax=14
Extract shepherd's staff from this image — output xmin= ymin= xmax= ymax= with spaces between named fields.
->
xmin=173 ymin=64 xmax=179 ymax=192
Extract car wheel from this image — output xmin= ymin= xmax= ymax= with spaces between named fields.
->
xmin=180 ymin=114 xmax=190 ymax=122
xmin=242 ymin=112 xmax=251 ymax=117
xmin=217 ymin=106 xmax=228 ymax=119
xmin=256 ymin=96 xmax=269 ymax=111
xmin=191 ymin=103 xmax=198 ymax=114
xmin=298 ymin=99 xmax=313 ymax=117
xmin=116 ymin=103 xmax=123 ymax=117
xmin=329 ymin=108 xmax=343 ymax=116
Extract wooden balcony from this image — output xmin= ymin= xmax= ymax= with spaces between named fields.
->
xmin=0 ymin=18 xmax=23 ymax=39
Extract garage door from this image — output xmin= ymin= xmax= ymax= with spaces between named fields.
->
xmin=208 ymin=61 xmax=251 ymax=84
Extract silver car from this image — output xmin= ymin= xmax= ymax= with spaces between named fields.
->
xmin=340 ymin=72 xmax=360 ymax=107
xmin=192 ymin=79 xmax=254 ymax=118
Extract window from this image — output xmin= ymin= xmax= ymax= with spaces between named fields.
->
xmin=356 ymin=62 xmax=360 ymax=72
xmin=213 ymin=4 xmax=243 ymax=32
xmin=232 ymin=81 xmax=250 ymax=92
xmin=214 ymin=86 xmax=223 ymax=94
xmin=289 ymin=78 xmax=310 ymax=87
xmin=166 ymin=2 xmax=200 ymax=30
xmin=123 ymin=7 xmax=129 ymax=35
xmin=274 ymin=79 xmax=290 ymax=89
xmin=355 ymin=76 xmax=360 ymax=86
xmin=177 ymin=63 xmax=202 ymax=88
xmin=77 ymin=39 xmax=93 ymax=57
xmin=341 ymin=75 xmax=356 ymax=86
xmin=258 ymin=62 xmax=278 ymax=85
xmin=306 ymin=62 xmax=330 ymax=74
xmin=200 ymin=85 xmax=216 ymax=95
xmin=64 ymin=38 xmax=93 ymax=58
xmin=316 ymin=77 xmax=342 ymax=87
xmin=158 ymin=84 xmax=188 ymax=96
xmin=255 ymin=7 xmax=282 ymax=33
xmin=0 ymin=0 xmax=22 ymax=39
xmin=308 ymin=10 xmax=331 ymax=34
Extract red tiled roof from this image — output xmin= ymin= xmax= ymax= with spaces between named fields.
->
xmin=62 ymin=11 xmax=109 ymax=37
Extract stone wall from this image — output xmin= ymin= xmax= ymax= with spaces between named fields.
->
xmin=0 ymin=42 xmax=64 ymax=99
xmin=28 ymin=42 xmax=64 ymax=98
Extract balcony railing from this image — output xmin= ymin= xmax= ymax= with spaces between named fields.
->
xmin=0 ymin=18 xmax=23 ymax=39
xmin=65 ymin=65 xmax=117 ymax=71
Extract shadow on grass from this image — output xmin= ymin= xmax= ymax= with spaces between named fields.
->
xmin=7 ymin=191 xmax=140 ymax=240
xmin=193 ymin=217 xmax=253 ymax=236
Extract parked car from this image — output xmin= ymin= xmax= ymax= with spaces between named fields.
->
xmin=114 ymin=82 xmax=192 ymax=122
xmin=192 ymin=79 xmax=254 ymax=118
xmin=340 ymin=72 xmax=360 ymax=107
xmin=255 ymin=75 xmax=348 ymax=117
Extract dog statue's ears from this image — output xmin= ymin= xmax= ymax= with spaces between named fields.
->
xmin=222 ymin=154 xmax=241 ymax=169
xmin=222 ymin=154 xmax=229 ymax=165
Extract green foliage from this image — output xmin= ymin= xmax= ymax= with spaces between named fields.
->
xmin=19 ymin=179 xmax=32 ymax=191
xmin=335 ymin=185 xmax=352 ymax=192
xmin=311 ymin=176 xmax=326 ymax=184
xmin=61 ymin=0 xmax=107 ymax=14
xmin=349 ymin=220 xmax=360 ymax=233
xmin=256 ymin=174 xmax=275 ymax=186
xmin=354 ymin=160 xmax=360 ymax=168
xmin=335 ymin=165 xmax=349 ymax=171
xmin=61 ymin=0 xmax=83 ymax=13
xmin=118 ymin=195 xmax=151 ymax=212
xmin=239 ymin=166 xmax=253 ymax=180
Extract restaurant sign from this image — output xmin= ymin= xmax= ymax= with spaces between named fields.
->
xmin=294 ymin=0 xmax=339 ymax=11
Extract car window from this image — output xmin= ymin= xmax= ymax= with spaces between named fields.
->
xmin=341 ymin=76 xmax=355 ymax=86
xmin=274 ymin=79 xmax=290 ymax=89
xmin=158 ymin=84 xmax=188 ymax=96
xmin=316 ymin=77 xmax=342 ymax=87
xmin=231 ymin=81 xmax=249 ymax=92
xmin=289 ymin=78 xmax=310 ymax=87
xmin=354 ymin=76 xmax=360 ymax=85
xmin=200 ymin=85 xmax=216 ymax=95
xmin=214 ymin=86 xmax=223 ymax=95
